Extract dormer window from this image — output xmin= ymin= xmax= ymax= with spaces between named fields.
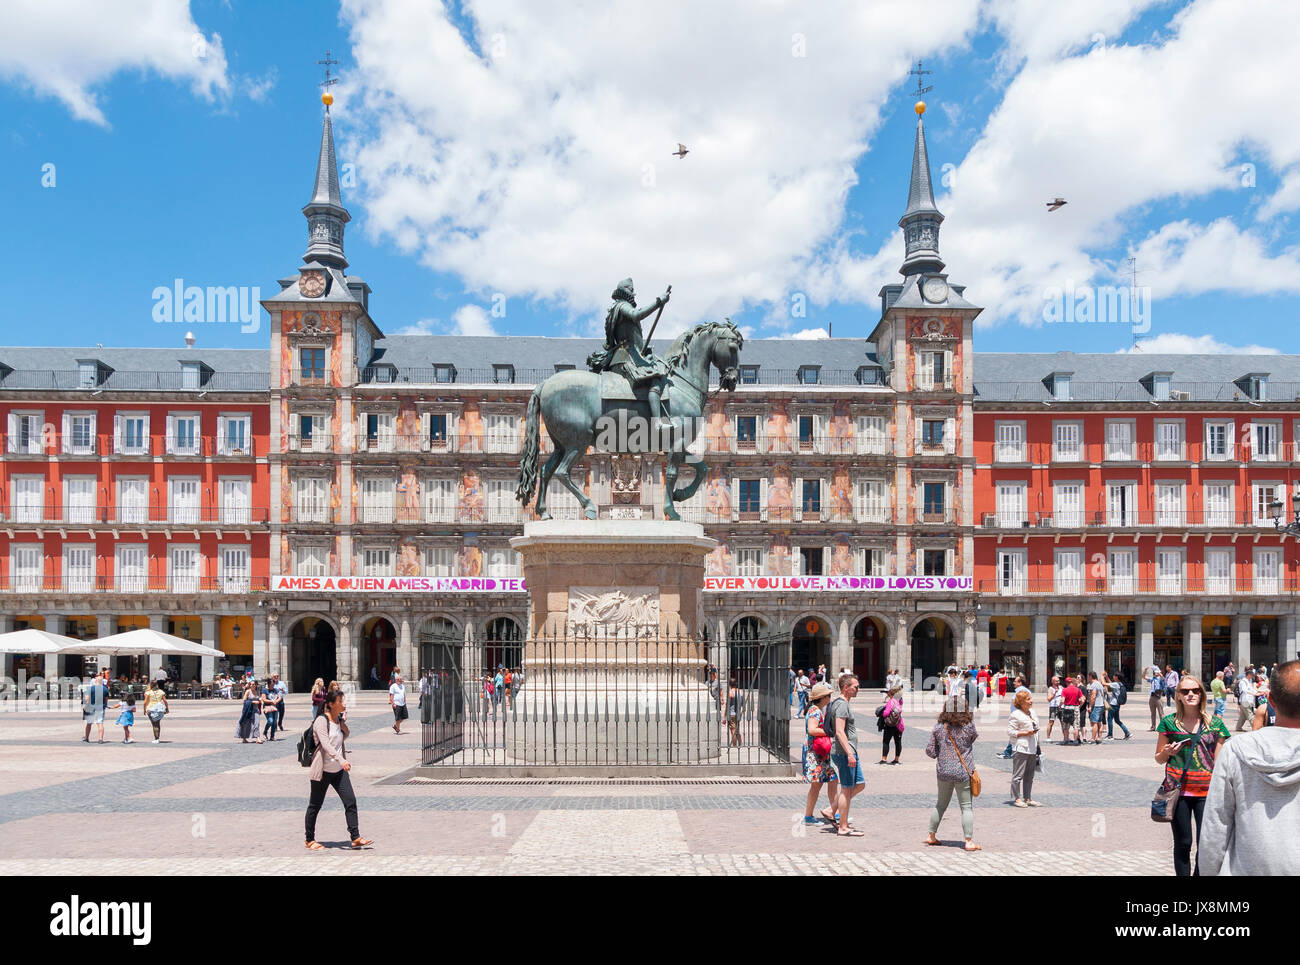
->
xmin=797 ymin=365 xmax=820 ymax=385
xmin=180 ymin=361 xmax=208 ymax=389
xmin=492 ymin=364 xmax=516 ymax=384
xmin=78 ymin=361 xmax=98 ymax=389
xmin=1250 ymin=375 xmax=1267 ymax=401
xmin=434 ymin=364 xmax=456 ymax=384
xmin=855 ymin=366 xmax=883 ymax=386
xmin=369 ymin=364 xmax=396 ymax=384
xmin=1050 ymin=372 xmax=1073 ymax=401
xmin=1152 ymin=374 xmax=1170 ymax=401
xmin=739 ymin=365 xmax=760 ymax=385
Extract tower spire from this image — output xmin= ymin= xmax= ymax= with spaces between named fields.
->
xmin=303 ymin=51 xmax=350 ymax=270
xmin=898 ymin=63 xmax=944 ymax=277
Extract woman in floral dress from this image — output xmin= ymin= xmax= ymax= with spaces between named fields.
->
xmin=801 ymin=682 xmax=840 ymax=826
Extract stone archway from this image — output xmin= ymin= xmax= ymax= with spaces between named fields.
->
xmin=852 ymin=616 xmax=889 ymax=688
xmin=484 ymin=616 xmax=523 ymax=673
xmin=791 ymin=614 xmax=833 ymax=676
xmin=360 ymin=616 xmax=398 ymax=688
xmin=910 ymin=615 xmax=955 ymax=687
xmin=288 ymin=616 xmax=338 ymax=693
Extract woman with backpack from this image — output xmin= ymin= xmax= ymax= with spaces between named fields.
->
xmin=1104 ymin=671 xmax=1131 ymax=740
xmin=801 ymin=682 xmax=840 ymax=826
xmin=878 ymin=685 xmax=905 ymax=765
xmin=305 ymin=689 xmax=373 ymax=851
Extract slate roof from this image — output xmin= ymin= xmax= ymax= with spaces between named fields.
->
xmin=0 ymin=346 xmax=269 ymax=391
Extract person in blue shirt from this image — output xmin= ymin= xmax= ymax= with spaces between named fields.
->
xmin=81 ymin=669 xmax=111 ymax=743
xmin=262 ymin=681 xmax=280 ymax=741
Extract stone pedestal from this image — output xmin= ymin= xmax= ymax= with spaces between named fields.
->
xmin=511 ymin=519 xmax=716 ymax=636
xmin=507 ymin=519 xmax=720 ymax=764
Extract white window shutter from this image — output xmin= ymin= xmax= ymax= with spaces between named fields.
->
xmin=216 ymin=415 xmax=227 ymax=455
xmin=165 ymin=415 xmax=175 ymax=455
xmin=945 ymin=416 xmax=955 ymax=455
xmin=822 ymin=476 xmax=832 ymax=522
xmin=6 ymin=413 xmax=14 ymax=453
xmin=113 ymin=414 xmax=122 ymax=453
xmin=730 ymin=477 xmax=739 ymax=522
xmin=760 ymin=477 xmax=769 ymax=522
xmin=914 ymin=353 xmax=922 ymax=389
xmin=794 ymin=476 xmax=804 ymax=521
xmin=61 ymin=412 xmax=71 ymax=454
xmin=944 ymin=349 xmax=954 ymax=389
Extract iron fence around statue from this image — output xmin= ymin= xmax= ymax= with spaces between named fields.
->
xmin=418 ymin=624 xmax=791 ymax=768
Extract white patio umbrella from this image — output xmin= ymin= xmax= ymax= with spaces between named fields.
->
xmin=63 ymin=627 xmax=224 ymax=658
xmin=0 ymin=627 xmax=87 ymax=654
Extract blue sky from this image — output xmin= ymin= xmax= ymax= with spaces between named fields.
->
xmin=0 ymin=0 xmax=1297 ymax=356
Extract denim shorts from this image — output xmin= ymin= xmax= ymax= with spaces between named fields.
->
xmin=831 ymin=752 xmax=865 ymax=787
xmin=1089 ymin=705 xmax=1104 ymax=723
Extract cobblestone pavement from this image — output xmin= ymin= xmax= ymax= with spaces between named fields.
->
xmin=0 ymin=691 xmax=1214 ymax=875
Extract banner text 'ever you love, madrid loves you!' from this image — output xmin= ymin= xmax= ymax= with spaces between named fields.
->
xmin=271 ymin=575 xmax=974 ymax=594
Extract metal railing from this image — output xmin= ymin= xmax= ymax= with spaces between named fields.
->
xmin=991 ymin=440 xmax=1297 ymax=465
xmin=419 ymin=625 xmax=792 ymax=769
xmin=0 ymin=505 xmax=269 ymax=526
xmin=979 ymin=510 xmax=1273 ymax=529
xmin=2 ymin=436 xmax=260 ymax=458
xmin=0 ymin=575 xmax=268 ymax=594
xmin=981 ymin=577 xmax=1299 ymax=596
xmin=975 ymin=381 xmax=1300 ymax=403
xmin=0 ymin=370 xmax=268 ymax=392
xmin=363 ymin=366 xmax=888 ymax=388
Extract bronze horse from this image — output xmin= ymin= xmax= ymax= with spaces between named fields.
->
xmin=515 ymin=319 xmax=743 ymax=520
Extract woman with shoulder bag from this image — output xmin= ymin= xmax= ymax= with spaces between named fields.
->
xmin=800 ymin=682 xmax=840 ymax=826
xmin=305 ymin=690 xmax=373 ymax=851
xmin=1007 ymin=690 xmax=1041 ymax=807
xmin=924 ymin=696 xmax=981 ymax=851
xmin=1153 ymin=674 xmax=1229 ymax=875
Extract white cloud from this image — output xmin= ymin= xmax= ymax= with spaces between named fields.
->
xmin=1120 ymin=332 xmax=1280 ymax=355
xmin=391 ymin=305 xmax=497 ymax=337
xmin=789 ymin=328 xmax=830 ymax=340
xmin=0 ymin=0 xmax=230 ymax=126
xmin=338 ymin=0 xmax=981 ymax=334
xmin=450 ymin=304 xmax=495 ymax=336
xmin=837 ymin=0 xmax=1300 ymax=327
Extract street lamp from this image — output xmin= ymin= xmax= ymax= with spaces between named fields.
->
xmin=1270 ymin=493 xmax=1300 ymax=537
xmin=1063 ymin=623 xmax=1073 ymax=639
xmin=232 ymin=623 xmax=241 ymax=640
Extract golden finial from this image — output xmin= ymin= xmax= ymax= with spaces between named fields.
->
xmin=321 ymin=91 xmax=334 ymax=107
xmin=915 ymin=100 xmax=926 ymax=116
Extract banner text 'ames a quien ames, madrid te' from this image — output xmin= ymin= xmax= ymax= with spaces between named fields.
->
xmin=270 ymin=575 xmax=974 ymax=594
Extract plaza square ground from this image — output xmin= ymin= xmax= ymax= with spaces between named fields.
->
xmin=0 ymin=689 xmax=1214 ymax=875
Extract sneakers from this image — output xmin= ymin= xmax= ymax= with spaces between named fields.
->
xmin=1013 ymin=799 xmax=1029 ymax=808
xmin=152 ymin=739 xmax=159 ymax=744
xmin=1025 ymin=800 xmax=1043 ymax=807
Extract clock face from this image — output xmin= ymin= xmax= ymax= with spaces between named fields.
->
xmin=300 ymin=270 xmax=326 ymax=298
xmin=921 ymin=276 xmax=949 ymax=303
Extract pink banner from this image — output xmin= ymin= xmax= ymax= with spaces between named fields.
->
xmin=271 ymin=575 xmax=973 ymax=594
xmin=702 ymin=575 xmax=973 ymax=592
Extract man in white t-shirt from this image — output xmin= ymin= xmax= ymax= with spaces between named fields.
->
xmin=795 ymin=671 xmax=811 ymax=717
xmin=388 ymin=674 xmax=408 ymax=734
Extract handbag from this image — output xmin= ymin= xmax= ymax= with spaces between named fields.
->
xmin=944 ymin=725 xmax=981 ymax=797
xmin=1151 ymin=722 xmax=1202 ymax=823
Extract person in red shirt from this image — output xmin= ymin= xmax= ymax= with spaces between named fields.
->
xmin=977 ymin=665 xmax=991 ymax=697
xmin=1058 ymin=676 xmax=1085 ymax=745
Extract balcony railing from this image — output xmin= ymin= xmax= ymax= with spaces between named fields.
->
xmin=725 ymin=433 xmax=897 ymax=456
xmin=359 ymin=366 xmax=890 ymax=388
xmin=2 ymin=435 xmax=260 ymax=458
xmin=0 ymin=575 xmax=269 ymax=594
xmin=979 ymin=510 xmax=1271 ymax=529
xmin=0 ymin=505 xmax=269 ymax=526
xmin=980 ymin=577 xmax=1300 ymax=596
xmin=0 ymin=370 xmax=268 ymax=392
xmin=991 ymin=440 xmax=1298 ymax=465
xmin=976 ymin=381 xmax=1300 ymax=403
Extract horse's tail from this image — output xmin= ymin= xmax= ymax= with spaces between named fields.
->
xmin=515 ymin=387 xmax=543 ymax=505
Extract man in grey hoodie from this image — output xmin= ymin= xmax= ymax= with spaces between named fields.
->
xmin=1199 ymin=660 xmax=1300 ymax=876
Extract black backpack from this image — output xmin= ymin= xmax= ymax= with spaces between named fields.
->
xmin=1116 ymin=680 xmax=1127 ymax=706
xmin=297 ymin=717 xmax=322 ymax=767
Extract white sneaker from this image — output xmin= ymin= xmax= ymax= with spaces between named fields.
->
xmin=152 ymin=739 xmax=159 ymax=744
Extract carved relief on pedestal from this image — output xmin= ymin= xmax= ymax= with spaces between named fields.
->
xmin=610 ymin=454 xmax=643 ymax=505
xmin=567 ymin=586 xmax=660 ymax=631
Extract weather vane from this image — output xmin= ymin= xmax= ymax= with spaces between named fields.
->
xmin=317 ymin=49 xmax=339 ymax=110
xmin=909 ymin=60 xmax=933 ymax=100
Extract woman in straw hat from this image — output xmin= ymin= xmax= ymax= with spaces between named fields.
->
xmin=879 ymin=684 xmax=905 ymax=765
xmin=801 ymin=682 xmax=840 ymax=826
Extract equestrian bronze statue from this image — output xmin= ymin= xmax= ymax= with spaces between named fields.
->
xmin=516 ymin=280 xmax=742 ymax=521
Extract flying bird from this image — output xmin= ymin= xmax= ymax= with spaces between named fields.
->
xmin=672 ymin=143 xmax=689 ymax=159
xmin=1046 ymin=198 xmax=1067 ymax=212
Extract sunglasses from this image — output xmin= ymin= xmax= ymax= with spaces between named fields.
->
xmin=1177 ymin=689 xmax=1202 ymax=696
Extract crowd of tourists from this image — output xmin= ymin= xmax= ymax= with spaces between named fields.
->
xmin=796 ymin=660 xmax=1300 ymax=873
